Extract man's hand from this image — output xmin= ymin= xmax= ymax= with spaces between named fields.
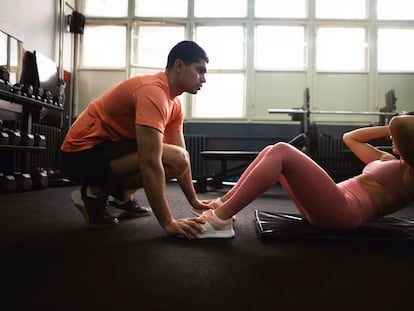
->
xmin=163 ymin=217 xmax=205 ymax=239
xmin=191 ymin=199 xmax=212 ymax=211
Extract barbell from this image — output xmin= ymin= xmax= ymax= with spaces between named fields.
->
xmin=268 ymin=108 xmax=397 ymax=116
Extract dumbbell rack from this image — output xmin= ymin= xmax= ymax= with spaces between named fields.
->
xmin=0 ymin=88 xmax=63 ymax=173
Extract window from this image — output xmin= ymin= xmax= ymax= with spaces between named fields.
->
xmin=194 ymin=0 xmax=247 ymax=18
xmin=0 ymin=31 xmax=21 ymax=84
xmin=77 ymin=0 xmax=414 ymax=120
xmin=193 ymin=25 xmax=245 ymax=118
xmin=0 ymin=31 xmax=6 ymax=65
xmin=80 ymin=25 xmax=126 ymax=68
xmin=378 ymin=28 xmax=414 ymax=72
xmin=131 ymin=24 xmax=185 ymax=68
xmin=255 ymin=0 xmax=307 ymax=18
xmin=316 ymin=27 xmax=366 ymax=71
xmin=192 ymin=73 xmax=245 ymax=118
xmin=255 ymin=25 xmax=306 ymax=70
xmin=377 ymin=0 xmax=414 ymax=20
xmin=83 ymin=0 xmax=128 ymax=17
xmin=315 ymin=0 xmax=366 ymax=19
xmin=195 ymin=26 xmax=244 ymax=69
xmin=135 ymin=0 xmax=187 ymax=17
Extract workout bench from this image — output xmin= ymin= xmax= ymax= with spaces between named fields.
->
xmin=195 ymin=134 xmax=307 ymax=193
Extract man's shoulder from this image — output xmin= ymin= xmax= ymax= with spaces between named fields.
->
xmin=131 ymin=71 xmax=167 ymax=86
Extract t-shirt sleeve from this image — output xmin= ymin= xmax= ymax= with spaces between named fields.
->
xmin=134 ymin=85 xmax=170 ymax=133
xmin=165 ymin=98 xmax=184 ymax=132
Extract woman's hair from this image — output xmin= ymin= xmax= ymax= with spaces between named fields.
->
xmin=404 ymin=111 xmax=414 ymax=116
xmin=166 ymin=41 xmax=209 ymax=70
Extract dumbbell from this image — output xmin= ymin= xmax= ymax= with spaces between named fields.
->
xmin=21 ymin=84 xmax=34 ymax=98
xmin=33 ymin=87 xmax=45 ymax=100
xmin=11 ymin=83 xmax=23 ymax=95
xmin=30 ymin=167 xmax=48 ymax=189
xmin=0 ymin=173 xmax=17 ymax=193
xmin=14 ymin=172 xmax=33 ymax=191
xmin=34 ymin=133 xmax=46 ymax=147
xmin=42 ymin=90 xmax=53 ymax=103
xmin=0 ymin=131 xmax=8 ymax=145
xmin=3 ymin=128 xmax=21 ymax=145
xmin=20 ymin=132 xmax=35 ymax=146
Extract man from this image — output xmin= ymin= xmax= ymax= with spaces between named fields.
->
xmin=61 ymin=41 xmax=209 ymax=239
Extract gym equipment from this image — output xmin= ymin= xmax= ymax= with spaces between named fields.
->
xmin=20 ymin=132 xmax=35 ymax=146
xmin=30 ymin=167 xmax=49 ymax=189
xmin=33 ymin=133 xmax=46 ymax=147
xmin=2 ymin=128 xmax=21 ymax=145
xmin=14 ymin=172 xmax=33 ymax=191
xmin=268 ymin=88 xmax=398 ymax=121
xmin=0 ymin=173 xmax=17 ymax=193
xmin=268 ymin=88 xmax=398 ymax=154
xmin=255 ymin=210 xmax=414 ymax=242
xmin=0 ymin=131 xmax=8 ymax=145
xmin=196 ymin=134 xmax=307 ymax=193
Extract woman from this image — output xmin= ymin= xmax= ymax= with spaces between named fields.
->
xmin=195 ymin=112 xmax=414 ymax=239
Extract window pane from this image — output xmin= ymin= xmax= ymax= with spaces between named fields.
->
xmin=316 ymin=27 xmax=366 ymax=71
xmin=195 ymin=26 xmax=244 ymax=69
xmin=193 ymin=73 xmax=244 ymax=118
xmin=194 ymin=0 xmax=247 ymax=17
xmin=378 ymin=29 xmax=414 ymax=72
xmin=81 ymin=25 xmax=126 ymax=67
xmin=9 ymin=37 xmax=18 ymax=67
xmin=83 ymin=0 xmax=128 ymax=17
xmin=256 ymin=26 xmax=306 ymax=69
xmin=255 ymin=0 xmax=307 ymax=18
xmin=135 ymin=0 xmax=187 ymax=17
xmin=131 ymin=24 xmax=185 ymax=68
xmin=315 ymin=0 xmax=366 ymax=19
xmin=0 ymin=31 xmax=6 ymax=65
xmin=377 ymin=0 xmax=414 ymax=20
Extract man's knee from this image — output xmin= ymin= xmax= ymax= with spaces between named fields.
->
xmin=162 ymin=146 xmax=190 ymax=177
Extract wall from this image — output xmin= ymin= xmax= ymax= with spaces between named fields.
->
xmin=0 ymin=0 xmax=57 ymax=59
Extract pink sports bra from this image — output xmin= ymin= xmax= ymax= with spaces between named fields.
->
xmin=362 ymin=159 xmax=413 ymax=207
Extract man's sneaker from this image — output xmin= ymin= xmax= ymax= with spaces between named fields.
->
xmin=107 ymin=199 xmax=152 ymax=219
xmin=71 ymin=187 xmax=118 ymax=228
xmin=196 ymin=209 xmax=235 ymax=239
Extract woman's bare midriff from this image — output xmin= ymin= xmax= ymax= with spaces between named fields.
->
xmin=356 ymin=174 xmax=400 ymax=218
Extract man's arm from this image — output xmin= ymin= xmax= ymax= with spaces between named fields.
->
xmin=163 ymin=129 xmax=210 ymax=210
xmin=136 ymin=125 xmax=203 ymax=237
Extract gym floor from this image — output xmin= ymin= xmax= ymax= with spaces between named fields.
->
xmin=1 ymin=182 xmax=414 ymax=311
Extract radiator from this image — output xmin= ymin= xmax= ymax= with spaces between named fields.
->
xmin=313 ymin=135 xmax=364 ymax=182
xmin=30 ymin=123 xmax=63 ymax=170
xmin=185 ymin=134 xmax=206 ymax=178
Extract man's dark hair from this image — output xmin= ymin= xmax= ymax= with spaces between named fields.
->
xmin=166 ymin=41 xmax=209 ymax=70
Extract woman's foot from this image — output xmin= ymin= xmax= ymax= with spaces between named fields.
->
xmin=191 ymin=197 xmax=224 ymax=216
xmin=196 ymin=209 xmax=235 ymax=239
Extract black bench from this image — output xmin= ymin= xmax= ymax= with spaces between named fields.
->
xmin=195 ymin=133 xmax=307 ymax=193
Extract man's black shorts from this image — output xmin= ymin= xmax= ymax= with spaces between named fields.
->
xmin=61 ymin=140 xmax=137 ymax=190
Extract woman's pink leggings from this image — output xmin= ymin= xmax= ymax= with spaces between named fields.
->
xmin=221 ymin=143 xmax=376 ymax=229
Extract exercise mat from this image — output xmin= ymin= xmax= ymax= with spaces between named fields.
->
xmin=255 ymin=210 xmax=414 ymax=241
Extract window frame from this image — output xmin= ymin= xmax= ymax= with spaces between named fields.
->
xmin=76 ymin=0 xmax=414 ymax=121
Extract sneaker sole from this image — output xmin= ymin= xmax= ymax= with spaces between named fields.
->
xmin=116 ymin=209 xmax=152 ymax=219
xmin=71 ymin=190 xmax=118 ymax=229
xmin=196 ymin=222 xmax=235 ymax=239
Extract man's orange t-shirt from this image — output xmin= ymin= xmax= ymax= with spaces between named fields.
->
xmin=61 ymin=72 xmax=183 ymax=152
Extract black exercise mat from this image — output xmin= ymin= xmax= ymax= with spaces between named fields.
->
xmin=255 ymin=210 xmax=414 ymax=241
